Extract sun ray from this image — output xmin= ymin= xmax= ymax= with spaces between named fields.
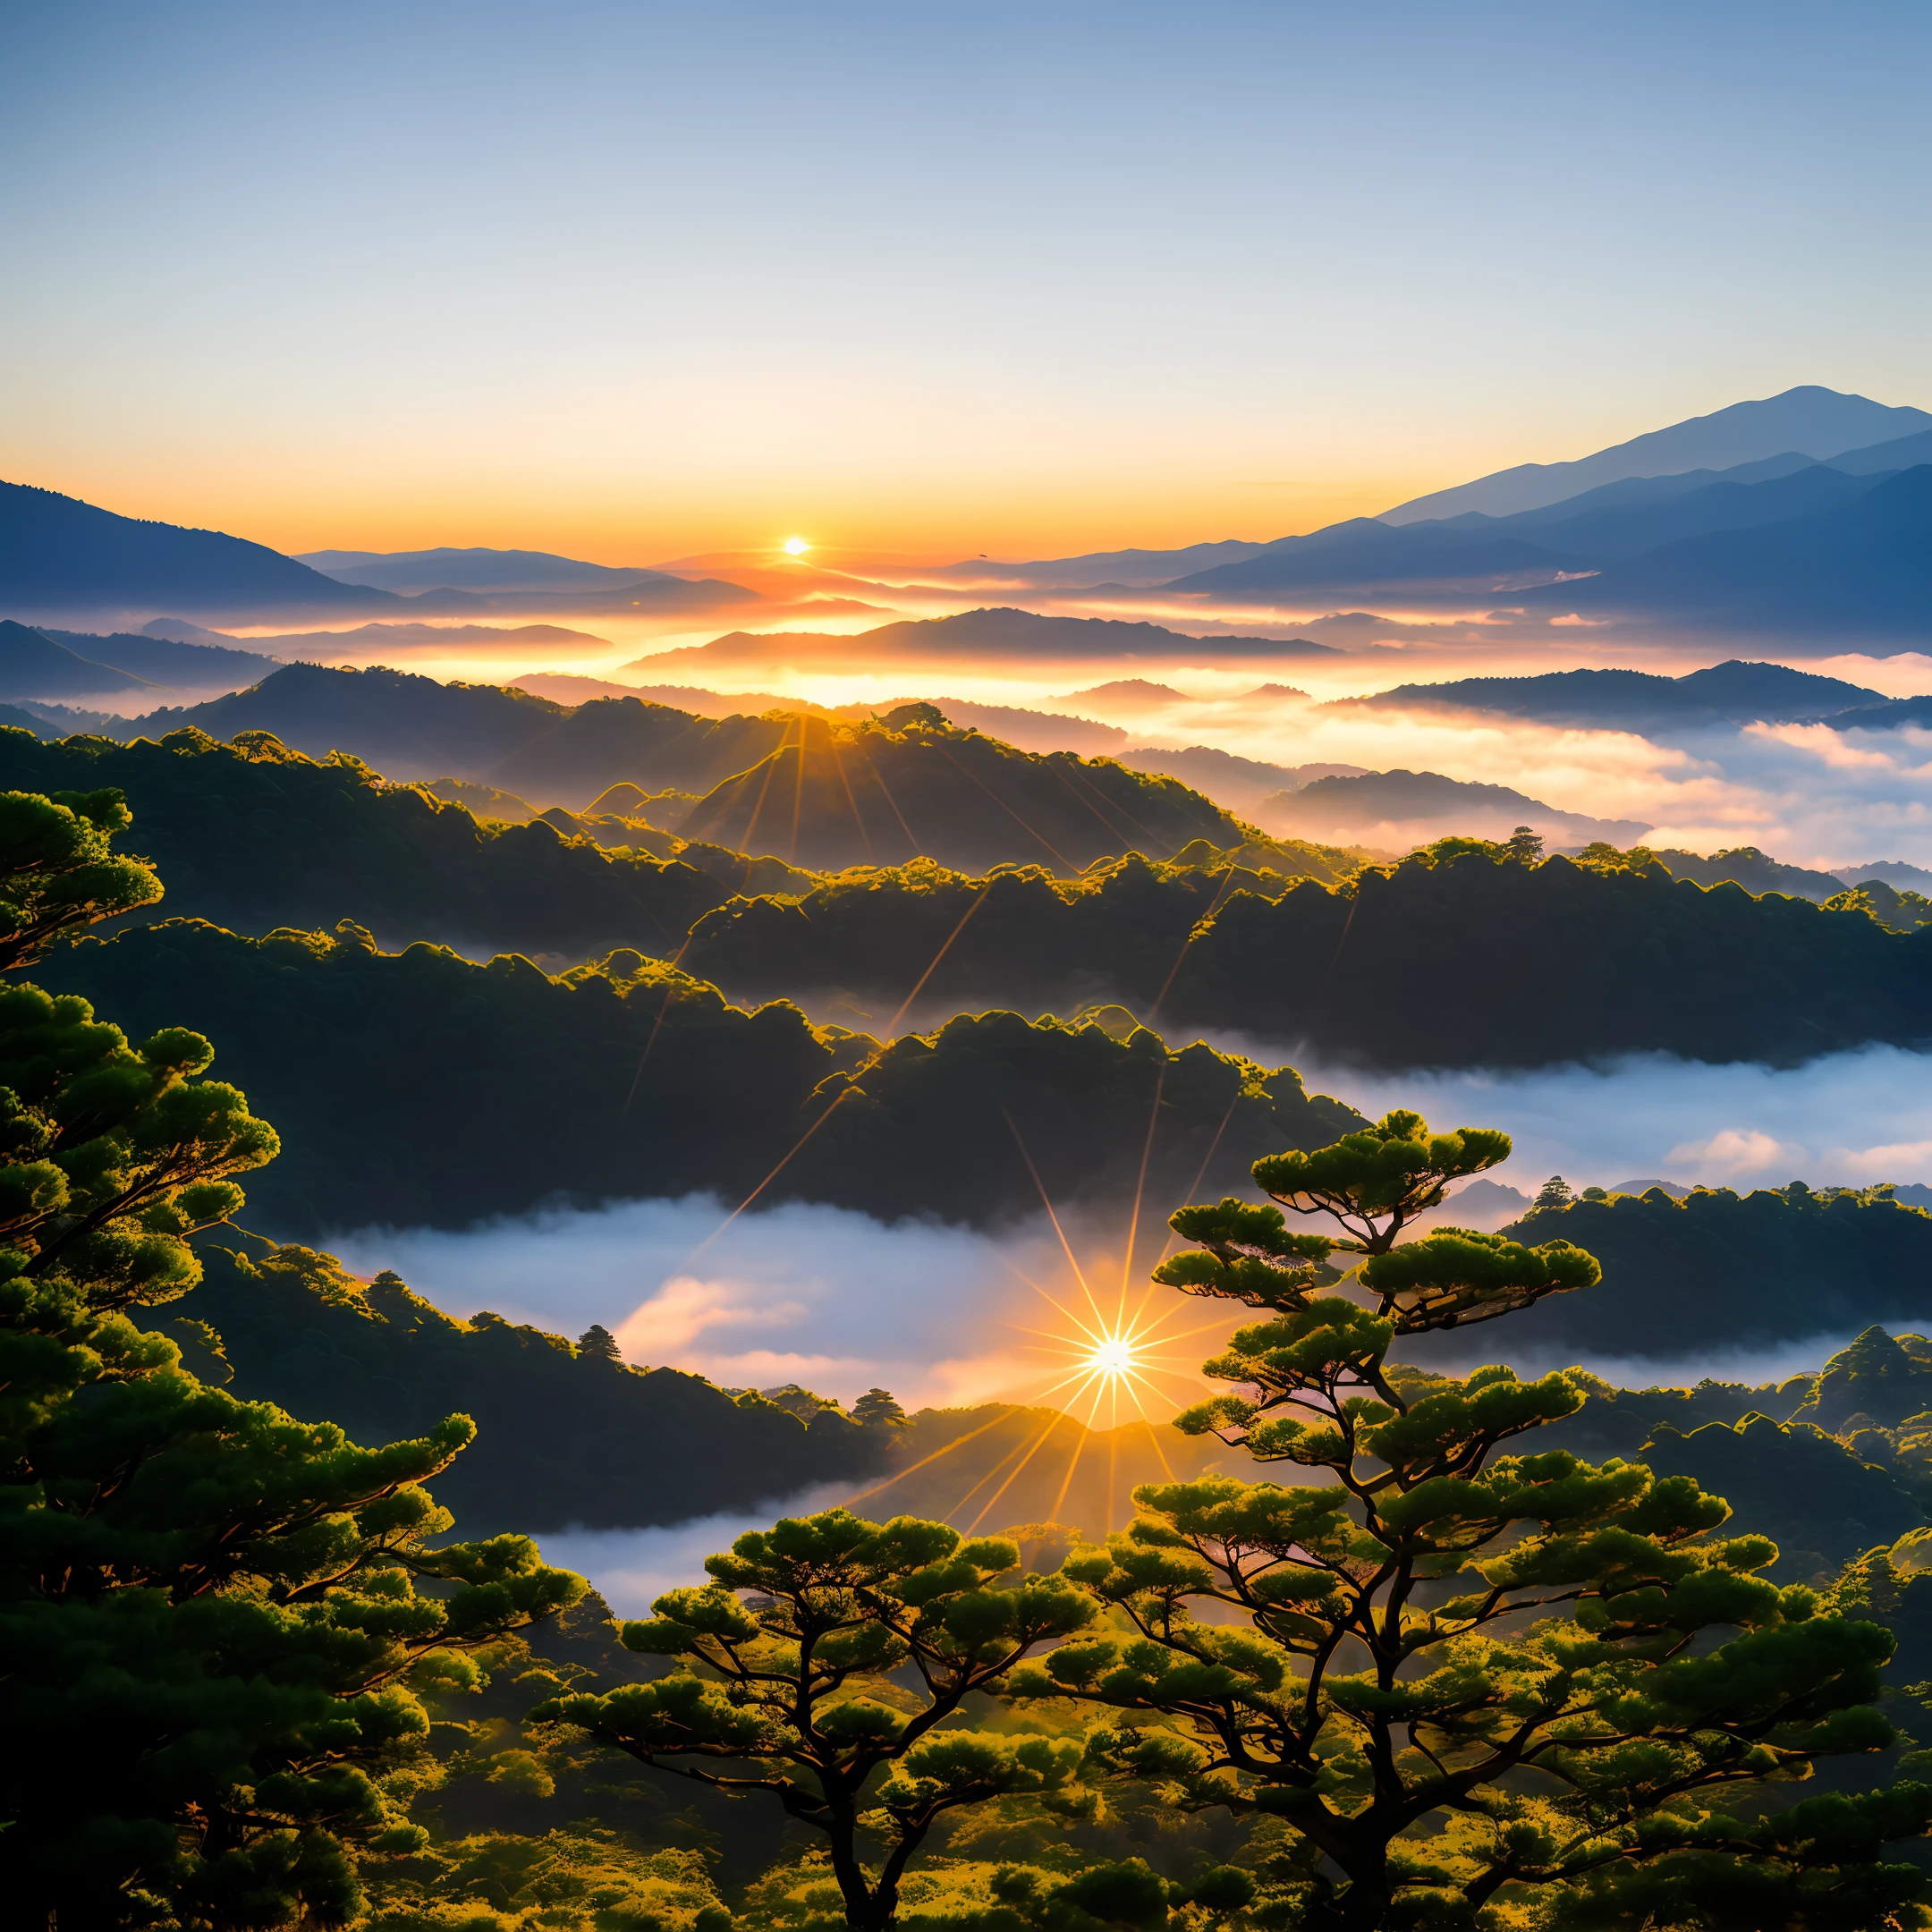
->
xmin=841 ymin=1408 xmax=1015 ymax=1511
xmin=999 ymin=1107 xmax=1111 ymax=1333
xmin=1117 ymin=1067 xmax=1165 ymax=1313
xmin=880 ymin=885 xmax=991 ymax=1038
xmin=966 ymin=1411 xmax=1076 ymax=1534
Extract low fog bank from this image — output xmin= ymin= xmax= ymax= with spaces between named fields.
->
xmin=539 ymin=1487 xmax=856 ymax=1616
xmin=327 ymin=1194 xmax=1109 ymax=1413
xmin=1190 ymin=1037 xmax=1932 ymax=1194
xmin=326 ymin=1043 xmax=1932 ymax=1439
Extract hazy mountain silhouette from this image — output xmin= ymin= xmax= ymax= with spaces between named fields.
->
xmin=1419 ymin=462 xmax=1885 ymax=562
xmin=144 ymin=617 xmax=613 ymax=658
xmin=40 ymin=628 xmax=281 ymax=687
xmin=919 ymin=539 xmax=1271 ymax=588
xmin=1266 ymin=769 xmax=1649 ymax=847
xmin=1352 ymin=660 xmax=1885 ymax=731
xmin=0 ymin=481 xmax=394 ymax=618
xmin=631 ymin=608 xmax=1345 ymax=673
xmin=1379 ymin=386 xmax=1932 ymax=523
xmin=1159 ymin=521 xmax=1586 ymax=597
xmin=1116 ymin=745 xmax=1368 ymax=814
xmin=299 ymin=547 xmax=674 ymax=595
xmin=1520 ymin=464 xmax=1932 ymax=639
xmin=0 ymin=481 xmax=761 ymax=623
xmin=0 ymin=621 xmax=164 ymax=699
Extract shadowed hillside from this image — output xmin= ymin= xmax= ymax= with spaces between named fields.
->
xmin=674 ymin=703 xmax=1246 ymax=871
xmin=119 ymin=663 xmax=798 ymax=804
xmin=33 ymin=918 xmax=1364 ymax=1233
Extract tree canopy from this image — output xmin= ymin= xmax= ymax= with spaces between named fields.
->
xmin=537 ymin=1509 xmax=1098 ymax=1931
xmin=0 ymin=787 xmax=586 ymax=1926
xmin=1011 ymin=1109 xmax=1932 ymax=1929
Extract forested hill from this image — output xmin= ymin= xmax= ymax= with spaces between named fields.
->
xmin=122 ymin=664 xmax=793 ymax=804
xmin=1431 ymin=1182 xmax=1932 ymax=1360
xmin=92 ymin=669 xmax=1250 ymax=866
xmin=0 ymin=724 xmax=733 ymax=957
xmin=34 ymin=918 xmax=1364 ymax=1233
xmin=674 ymin=703 xmax=1246 ymax=869
xmin=1354 ymin=659 xmax=1884 ymax=731
xmin=681 ymin=842 xmax=1931 ymax=1066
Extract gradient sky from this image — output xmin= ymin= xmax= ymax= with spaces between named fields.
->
xmin=4 ymin=1 xmax=1928 ymax=563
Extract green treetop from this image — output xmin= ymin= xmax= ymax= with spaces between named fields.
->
xmin=536 ymin=1508 xmax=1098 ymax=1931
xmin=1013 ymin=1108 xmax=1932 ymax=1930
xmin=0 ymin=784 xmax=162 ymax=970
xmin=0 ymin=789 xmax=585 ymax=1928
xmin=854 ymin=1387 xmax=910 ymax=1428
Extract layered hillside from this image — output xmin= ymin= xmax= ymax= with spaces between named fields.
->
xmin=681 ymin=843 xmax=1932 ymax=1066
xmin=674 ymin=703 xmax=1247 ymax=871
xmin=34 ymin=919 xmax=1364 ymax=1233
xmin=125 ymin=663 xmax=796 ymax=804
xmin=0 ymin=726 xmax=731 ymax=957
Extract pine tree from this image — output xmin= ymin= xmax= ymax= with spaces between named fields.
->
xmin=537 ymin=1508 xmax=1098 ymax=1930
xmin=0 ymin=784 xmax=163 ymax=970
xmin=0 ymin=787 xmax=586 ymax=1928
xmin=854 ymin=1386 xmax=909 ymax=1428
xmin=1013 ymin=1109 xmax=1932 ymax=1929
xmin=1505 ymin=825 xmax=1546 ymax=864
xmin=577 ymin=1321 xmax=624 ymax=1365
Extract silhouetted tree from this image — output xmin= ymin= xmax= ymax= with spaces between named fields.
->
xmin=538 ymin=1509 xmax=1097 ymax=1930
xmin=1505 ymin=823 xmax=1546 ymax=863
xmin=1015 ymin=1109 xmax=1932 ymax=1929
xmin=1535 ymin=1172 xmax=1577 ymax=1208
xmin=578 ymin=1321 xmax=624 ymax=1365
xmin=854 ymin=1386 xmax=909 ymax=1428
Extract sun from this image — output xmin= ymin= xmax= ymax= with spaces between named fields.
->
xmin=1085 ymin=1334 xmax=1140 ymax=1377
xmin=782 ymin=536 xmax=810 ymax=555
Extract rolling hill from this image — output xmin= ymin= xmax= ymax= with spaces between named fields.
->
xmin=298 ymin=546 xmax=666 ymax=594
xmin=117 ymin=664 xmax=796 ymax=806
xmin=1260 ymin=768 xmax=1650 ymax=848
xmin=1352 ymin=659 xmax=1885 ymax=731
xmin=672 ymin=703 xmax=1246 ymax=872
xmin=0 ymin=620 xmax=164 ymax=699
xmin=628 ymin=607 xmax=1344 ymax=674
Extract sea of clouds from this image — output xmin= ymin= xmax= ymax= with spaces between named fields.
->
xmin=331 ymin=1038 xmax=1932 ymax=1411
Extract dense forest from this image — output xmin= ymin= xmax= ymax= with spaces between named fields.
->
xmin=14 ymin=706 xmax=1932 ymax=1928
xmin=32 ymin=916 xmax=1364 ymax=1231
xmin=14 ymin=716 xmax=1929 ymax=1072
xmin=681 ymin=837 xmax=1929 ymax=1065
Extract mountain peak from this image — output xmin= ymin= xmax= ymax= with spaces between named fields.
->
xmin=1381 ymin=387 xmax=1932 ymax=526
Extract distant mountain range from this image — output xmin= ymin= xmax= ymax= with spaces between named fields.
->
xmin=1377 ymin=386 xmax=1932 ymax=522
xmin=911 ymin=388 xmax=1932 ymax=646
xmin=0 ymin=483 xmax=758 ymax=624
xmin=296 ymin=547 xmax=662 ymax=595
xmin=15 ymin=386 xmax=1932 ymax=645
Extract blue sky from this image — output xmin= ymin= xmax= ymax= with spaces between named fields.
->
xmin=4 ymin=1 xmax=1928 ymax=558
